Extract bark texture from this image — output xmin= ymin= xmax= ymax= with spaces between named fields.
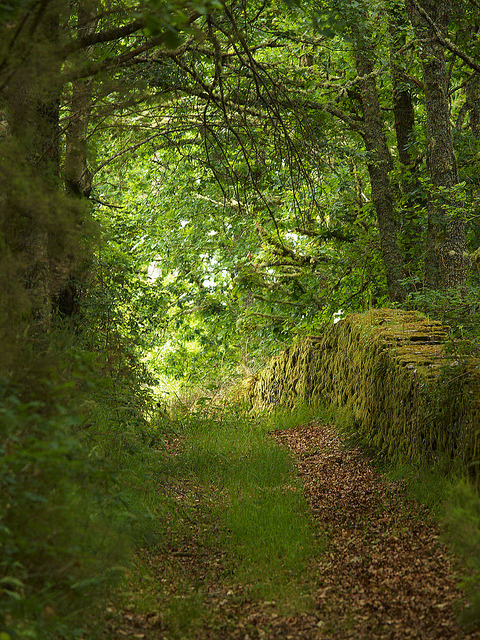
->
xmin=390 ymin=11 xmax=424 ymax=280
xmin=1 ymin=0 xmax=94 ymax=328
xmin=4 ymin=0 xmax=64 ymax=327
xmin=354 ymin=31 xmax=406 ymax=302
xmin=466 ymin=71 xmax=480 ymax=138
xmin=406 ymin=0 xmax=468 ymax=289
xmin=65 ymin=1 xmax=98 ymax=198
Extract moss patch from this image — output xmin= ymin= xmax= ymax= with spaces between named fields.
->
xmin=248 ymin=308 xmax=480 ymax=477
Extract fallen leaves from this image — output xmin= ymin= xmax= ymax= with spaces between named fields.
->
xmin=274 ymin=423 xmax=480 ymax=639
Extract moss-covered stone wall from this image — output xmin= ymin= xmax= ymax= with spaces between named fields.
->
xmin=248 ymin=309 xmax=480 ymax=471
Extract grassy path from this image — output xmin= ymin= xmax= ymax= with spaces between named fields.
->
xmin=103 ymin=417 xmax=480 ymax=640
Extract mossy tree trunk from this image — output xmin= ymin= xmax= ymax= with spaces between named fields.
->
xmin=466 ymin=70 xmax=480 ymax=139
xmin=353 ymin=23 xmax=406 ymax=303
xmin=2 ymin=0 xmax=97 ymax=328
xmin=4 ymin=0 xmax=65 ymax=329
xmin=406 ymin=0 xmax=469 ymax=289
xmin=390 ymin=9 xmax=424 ymax=281
xmin=64 ymin=1 xmax=98 ymax=199
xmin=59 ymin=0 xmax=100 ymax=318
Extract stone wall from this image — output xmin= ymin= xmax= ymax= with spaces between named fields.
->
xmin=248 ymin=309 xmax=480 ymax=472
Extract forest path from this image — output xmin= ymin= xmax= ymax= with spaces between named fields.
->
xmin=274 ymin=424 xmax=479 ymax=639
xmin=106 ymin=422 xmax=480 ymax=640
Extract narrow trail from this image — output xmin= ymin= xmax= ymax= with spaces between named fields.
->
xmin=106 ymin=423 xmax=480 ymax=640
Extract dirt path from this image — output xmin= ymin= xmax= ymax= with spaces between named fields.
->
xmin=106 ymin=423 xmax=480 ymax=640
xmin=275 ymin=424 xmax=479 ymax=640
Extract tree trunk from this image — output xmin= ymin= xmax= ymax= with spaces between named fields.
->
xmin=4 ymin=1 xmax=64 ymax=328
xmin=58 ymin=1 xmax=99 ymax=318
xmin=390 ymin=10 xmax=425 ymax=282
xmin=65 ymin=1 xmax=98 ymax=198
xmin=406 ymin=0 xmax=469 ymax=289
xmin=354 ymin=30 xmax=406 ymax=303
xmin=466 ymin=71 xmax=480 ymax=138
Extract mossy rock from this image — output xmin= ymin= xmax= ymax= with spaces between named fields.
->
xmin=248 ymin=308 xmax=480 ymax=476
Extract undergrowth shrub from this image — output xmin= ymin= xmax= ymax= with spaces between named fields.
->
xmin=0 ymin=326 xmax=165 ymax=639
xmin=0 ymin=381 xmax=125 ymax=639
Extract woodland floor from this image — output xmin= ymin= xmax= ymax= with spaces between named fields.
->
xmin=104 ymin=423 xmax=480 ymax=640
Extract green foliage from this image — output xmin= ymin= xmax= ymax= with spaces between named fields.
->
xmin=144 ymin=0 xmax=223 ymax=47
xmin=2 ymin=0 xmax=480 ymax=634
xmin=0 ymin=381 xmax=121 ymax=638
xmin=0 ymin=313 xmax=163 ymax=639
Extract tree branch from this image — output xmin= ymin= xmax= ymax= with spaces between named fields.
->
xmin=65 ymin=11 xmax=200 ymax=82
xmin=294 ymin=226 xmax=356 ymax=242
xmin=64 ymin=18 xmax=146 ymax=56
xmin=195 ymin=194 xmax=243 ymax=209
xmin=263 ymin=234 xmax=328 ymax=267
xmin=92 ymin=133 xmax=161 ymax=175
xmin=64 ymin=36 xmax=193 ymax=82
xmin=252 ymin=294 xmax=303 ymax=306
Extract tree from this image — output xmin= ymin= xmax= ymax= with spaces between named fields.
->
xmin=0 ymin=0 xmax=204 ymax=339
xmin=351 ymin=9 xmax=406 ymax=302
xmin=390 ymin=7 xmax=424 ymax=280
xmin=2 ymin=0 xmax=480 ymax=368
xmin=2 ymin=5 xmax=480 ymax=632
xmin=406 ymin=0 xmax=469 ymax=288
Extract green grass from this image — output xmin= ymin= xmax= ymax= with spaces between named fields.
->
xmin=180 ymin=411 xmax=321 ymax=599
xmin=261 ymin=402 xmax=325 ymax=431
xmin=118 ymin=405 xmax=323 ymax=637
